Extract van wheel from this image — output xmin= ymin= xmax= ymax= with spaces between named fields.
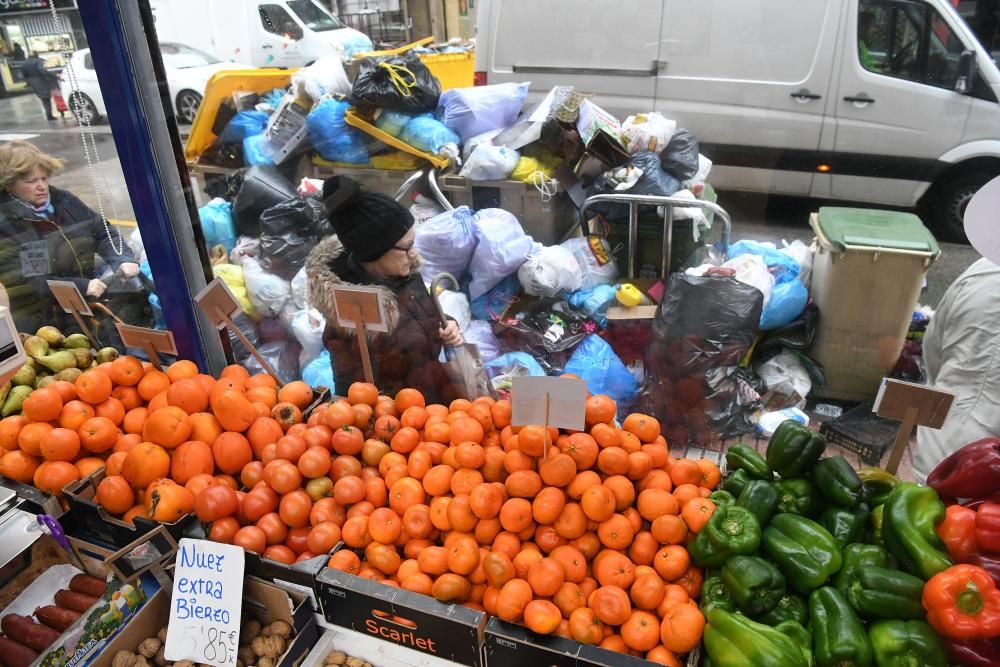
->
xmin=926 ymin=172 xmax=994 ymax=243
xmin=68 ymin=92 xmax=100 ymax=125
xmin=176 ymin=90 xmax=202 ymax=125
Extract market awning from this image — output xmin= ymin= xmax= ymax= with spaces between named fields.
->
xmin=18 ymin=11 xmax=70 ymax=38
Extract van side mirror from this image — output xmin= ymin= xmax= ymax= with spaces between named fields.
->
xmin=955 ymin=50 xmax=977 ymax=93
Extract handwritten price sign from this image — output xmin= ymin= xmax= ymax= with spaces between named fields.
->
xmin=165 ymin=539 xmax=244 ymax=667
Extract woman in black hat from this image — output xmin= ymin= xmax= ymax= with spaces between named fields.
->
xmin=306 ymin=176 xmax=462 ymax=403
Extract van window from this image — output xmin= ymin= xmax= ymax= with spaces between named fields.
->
xmin=286 ymin=0 xmax=344 ymax=32
xmin=858 ymin=0 xmax=966 ymax=89
xmin=661 ymin=0 xmax=833 ymax=83
xmin=83 ymin=52 xmax=94 ymax=70
xmin=259 ymin=4 xmax=304 ymax=40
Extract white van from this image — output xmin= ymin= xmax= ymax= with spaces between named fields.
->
xmin=475 ymin=0 xmax=1000 ymax=241
xmin=150 ymin=0 xmax=371 ymax=69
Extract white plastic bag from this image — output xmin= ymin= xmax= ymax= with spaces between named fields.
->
xmin=657 ymin=189 xmax=710 ymax=232
xmin=128 ymin=228 xmax=146 ymax=265
xmin=621 ymin=112 xmax=677 ymax=154
xmin=437 ymin=82 xmax=530 ymax=142
xmin=561 ymin=236 xmax=618 ymax=290
xmin=468 ymin=209 xmax=535 ymax=300
xmin=292 ymin=55 xmax=351 ymax=101
xmin=230 ymin=235 xmax=260 ymax=266
xmin=517 ymin=245 xmax=583 ymax=297
xmin=242 ymin=257 xmax=291 ymax=318
xmin=410 ymin=194 xmax=445 ymax=227
xmin=757 ymin=351 xmax=812 ymax=410
xmin=722 ymin=254 xmax=774 ymax=306
xmin=291 ymin=308 xmax=326 ymax=359
xmin=414 ymin=206 xmax=478 ymax=283
xmin=290 ymin=266 xmax=310 ymax=309
xmin=462 ymin=128 xmax=502 ymax=163
xmin=780 ymin=240 xmax=813 ymax=289
xmin=460 ymin=144 xmax=520 ymax=181
xmin=464 ymin=320 xmax=502 ymax=363
xmin=437 ymin=289 xmax=472 ymax=332
xmin=684 ymin=154 xmax=713 ymax=187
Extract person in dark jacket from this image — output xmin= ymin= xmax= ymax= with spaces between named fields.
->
xmin=20 ymin=51 xmax=57 ymax=120
xmin=11 ymin=44 xmax=25 ymax=61
xmin=0 ymin=140 xmax=137 ymax=333
xmin=306 ymin=176 xmax=462 ymax=404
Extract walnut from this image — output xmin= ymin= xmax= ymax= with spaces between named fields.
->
xmin=153 ymin=647 xmax=167 ymax=667
xmin=112 ymin=651 xmax=137 ymax=667
xmin=345 ymin=658 xmax=365 ymax=667
xmin=257 ymin=658 xmax=276 ymax=667
xmin=241 ymin=619 xmax=261 ymax=643
xmin=261 ymin=621 xmax=292 ymax=639
xmin=157 ymin=627 xmax=169 ymax=643
xmin=251 ymin=636 xmax=284 ymax=659
xmin=133 ymin=658 xmax=150 ymax=667
xmin=173 ymin=661 xmax=195 ymax=667
xmin=138 ymin=638 xmax=162 ymax=659
xmin=236 ymin=661 xmax=244 ymax=667
xmin=238 ymin=645 xmax=256 ymax=665
xmin=324 ymin=651 xmax=347 ymax=666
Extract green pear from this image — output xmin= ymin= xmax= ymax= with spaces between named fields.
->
xmin=24 ymin=336 xmax=49 ymax=359
xmin=63 ymin=333 xmax=91 ymax=350
xmin=2 ymin=385 xmax=32 ymax=417
xmin=34 ymin=376 xmax=54 ymax=390
xmin=72 ymin=348 xmax=94 ymax=369
xmin=10 ymin=364 xmax=35 ymax=387
xmin=35 ymin=326 xmax=65 ymax=347
xmin=96 ymin=347 xmax=120 ymax=364
xmin=0 ymin=382 xmax=10 ymax=408
xmin=35 ymin=350 xmax=78 ymax=373
xmin=55 ymin=367 xmax=83 ymax=383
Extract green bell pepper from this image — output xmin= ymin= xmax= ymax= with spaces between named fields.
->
xmin=766 ymin=420 xmax=826 ymax=478
xmin=844 ymin=566 xmax=926 ymax=621
xmin=737 ymin=480 xmax=779 ymax=527
xmin=773 ymin=478 xmax=821 ymax=517
xmin=834 ymin=543 xmax=897 ymax=595
xmin=703 ymin=608 xmax=809 ymax=667
xmin=709 ymin=489 xmax=736 ymax=507
xmin=721 ymin=555 xmax=786 ymax=616
xmin=869 ymin=503 xmax=886 ymax=548
xmin=688 ymin=505 xmax=762 ymax=568
xmin=722 ymin=469 xmax=751 ymax=497
xmin=819 ymin=504 xmax=870 ymax=548
xmin=701 ymin=575 xmax=735 ymax=614
xmin=726 ymin=443 xmax=772 ymax=480
xmin=756 ymin=593 xmax=809 ymax=626
xmin=761 ymin=513 xmax=843 ymax=594
xmin=776 ymin=620 xmax=813 ymax=666
xmin=868 ymin=620 xmax=946 ymax=667
xmin=882 ymin=482 xmax=952 ymax=580
xmin=810 ymin=586 xmax=873 ymax=667
xmin=813 ymin=455 xmax=864 ymax=508
xmin=858 ymin=466 xmax=899 ymax=507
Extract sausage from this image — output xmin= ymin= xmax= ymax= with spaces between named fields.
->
xmin=0 ymin=635 xmax=39 ymax=667
xmin=53 ymin=590 xmax=98 ymax=613
xmin=1 ymin=614 xmax=60 ymax=652
xmin=33 ymin=605 xmax=80 ymax=632
xmin=68 ymin=574 xmax=106 ymax=598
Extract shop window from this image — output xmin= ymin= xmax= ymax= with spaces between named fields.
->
xmin=259 ymin=4 xmax=304 ymax=40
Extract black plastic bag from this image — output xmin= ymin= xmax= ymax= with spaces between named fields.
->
xmin=756 ymin=302 xmax=819 ymax=355
xmin=585 ymin=151 xmax=681 ymax=221
xmin=243 ymin=340 xmax=303 ymax=385
xmin=638 ymin=274 xmax=764 ymax=443
xmin=498 ymin=300 xmax=595 ymax=374
xmin=231 ymin=165 xmax=297 ymax=236
xmin=352 ymin=53 xmax=441 ymax=114
xmin=259 ymin=196 xmax=328 ymax=279
xmin=659 ymin=129 xmax=700 ymax=181
xmin=228 ymin=312 xmax=260 ymax=360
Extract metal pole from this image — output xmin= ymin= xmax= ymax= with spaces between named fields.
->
xmin=627 ymin=202 xmax=639 ymax=279
xmin=661 ymin=204 xmax=674 ymax=278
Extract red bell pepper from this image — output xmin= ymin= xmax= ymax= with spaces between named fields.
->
xmin=947 ymin=638 xmax=1000 ymax=667
xmin=977 ymin=503 xmax=1000 ymax=554
xmin=966 ymin=554 xmax=1000 ymax=588
xmin=939 ymin=504 xmax=979 ymax=561
xmin=923 ymin=564 xmax=1000 ymax=640
xmin=928 ymin=438 xmax=1000 ymax=499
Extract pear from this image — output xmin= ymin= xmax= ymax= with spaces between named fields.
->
xmin=35 ymin=326 xmax=65 ymax=348
xmin=55 ymin=367 xmax=83 ymax=383
xmin=63 ymin=333 xmax=91 ymax=350
xmin=0 ymin=382 xmax=10 ymax=408
xmin=2 ymin=385 xmax=32 ymax=417
xmin=24 ymin=336 xmax=49 ymax=359
xmin=35 ymin=350 xmax=78 ymax=373
xmin=96 ymin=347 xmax=120 ymax=364
xmin=72 ymin=348 xmax=94 ymax=369
xmin=10 ymin=364 xmax=35 ymax=387
xmin=34 ymin=376 xmax=54 ymax=390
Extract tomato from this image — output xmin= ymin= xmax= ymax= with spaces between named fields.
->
xmin=233 ymin=526 xmax=266 ymax=553
xmin=305 ymin=476 xmax=334 ymax=501
xmin=240 ymin=461 xmax=265 ymax=488
xmin=285 ymin=526 xmax=311 ymax=555
xmin=279 ymin=489 xmax=313 ymax=528
xmin=208 ymin=516 xmax=240 ymax=544
xmin=265 ymin=461 xmax=302 ymax=495
xmin=307 ymin=522 xmax=342 ymax=554
xmin=242 ymin=486 xmax=279 ymax=522
xmin=194 ymin=485 xmax=239 ymax=523
xmin=331 ymin=425 xmax=364 ymax=455
xmin=256 ymin=512 xmax=288 ymax=545
xmin=310 ymin=497 xmax=345 ymax=527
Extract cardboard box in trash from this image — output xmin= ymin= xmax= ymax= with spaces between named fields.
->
xmin=574 ymin=100 xmax=630 ymax=178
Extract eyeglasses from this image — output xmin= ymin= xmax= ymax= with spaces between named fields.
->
xmin=392 ymin=240 xmax=415 ymax=253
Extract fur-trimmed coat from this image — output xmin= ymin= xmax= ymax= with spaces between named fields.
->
xmin=306 ymin=235 xmax=452 ymax=403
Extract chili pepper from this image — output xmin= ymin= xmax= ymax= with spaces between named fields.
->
xmin=927 ymin=438 xmax=1000 ymax=500
xmin=869 ymin=503 xmax=886 ymax=548
xmin=708 ymin=489 xmax=735 ymax=507
xmin=868 ymin=620 xmax=947 ymax=667
xmin=775 ymin=620 xmax=812 ymax=666
xmin=688 ymin=505 xmax=761 ymax=568
xmin=922 ymin=564 xmax=1000 ymax=640
xmin=721 ymin=469 xmax=750 ymax=497
xmin=844 ymin=566 xmax=926 ymax=620
xmin=773 ymin=478 xmax=821 ymax=518
xmin=813 ymin=455 xmax=864 ymax=508
xmin=965 ymin=553 xmax=1000 ymax=588
xmin=756 ymin=593 xmax=809 ymax=627
xmin=703 ymin=607 xmax=809 ymax=667
xmin=857 ymin=466 xmax=899 ymax=506
xmin=720 ymin=555 xmax=786 ymax=616
xmin=936 ymin=504 xmax=978 ymax=562
xmin=976 ymin=502 xmax=1000 ymax=554
xmin=834 ymin=543 xmax=898 ymax=597
xmin=726 ymin=443 xmax=772 ymax=480
xmin=765 ymin=419 xmax=826 ymax=479
xmin=819 ymin=504 xmax=869 ymax=549
xmin=809 ymin=586 xmax=873 ymax=667
xmin=700 ymin=575 xmax=735 ymax=615
xmin=736 ymin=480 xmax=779 ymax=527
xmin=883 ymin=482 xmax=952 ymax=580
xmin=945 ymin=637 xmax=1000 ymax=667
xmin=761 ymin=513 xmax=843 ymax=594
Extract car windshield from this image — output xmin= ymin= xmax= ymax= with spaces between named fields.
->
xmin=159 ymin=43 xmax=221 ymax=69
xmin=287 ymin=0 xmax=344 ymax=31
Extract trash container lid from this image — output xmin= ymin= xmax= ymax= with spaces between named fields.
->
xmin=816 ymin=207 xmax=940 ymax=255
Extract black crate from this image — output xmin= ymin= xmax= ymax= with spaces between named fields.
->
xmin=819 ymin=403 xmax=899 ymax=465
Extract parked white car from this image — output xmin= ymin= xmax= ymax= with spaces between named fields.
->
xmin=59 ymin=42 xmax=243 ymax=124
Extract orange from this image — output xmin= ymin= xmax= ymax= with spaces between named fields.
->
xmin=585 ymin=395 xmax=617 ymax=426
xmin=165 ymin=359 xmax=199 ymax=383
xmin=526 ymin=557 xmax=565 ymax=597
xmin=17 ymin=422 xmax=53 ymax=456
xmin=170 ymin=440 xmax=214 ymax=484
xmin=142 ymin=406 xmax=192 ymax=448
xmin=659 ymin=604 xmax=704 ymax=654
xmin=137 ymin=370 xmax=170 ymax=401
xmin=78 ymin=416 xmax=118 ymax=453
xmin=621 ymin=610 xmax=661 ymax=652
xmin=212 ymin=432 xmax=253 ymax=475
xmin=95 ymin=475 xmax=135 ymax=514
xmin=277 ymin=381 xmax=313 ymax=410
xmin=22 ymin=387 xmax=62 ymax=422
xmin=59 ymin=400 xmax=95 ymax=431
xmin=0 ymin=450 xmax=40 ymax=483
xmin=109 ymin=356 xmax=144 ymax=386
xmin=523 ymin=600 xmax=562 ymax=635
xmin=166 ymin=378 xmax=210 ymax=414
xmin=74 ymin=457 xmax=104 ymax=478
xmin=33 ymin=460 xmax=80 ymax=496
xmin=622 ymin=413 xmax=661 ymax=444
xmin=495 ymin=578 xmax=532 ymax=622
xmin=121 ymin=442 xmax=170 ymax=489
xmin=590 ymin=585 xmax=632 ymax=626
xmin=75 ymin=370 xmax=112 ymax=405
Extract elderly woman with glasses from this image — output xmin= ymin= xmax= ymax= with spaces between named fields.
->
xmin=306 ymin=176 xmax=462 ymax=403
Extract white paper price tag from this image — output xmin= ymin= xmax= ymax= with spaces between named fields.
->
xmin=164 ymin=539 xmax=244 ymax=667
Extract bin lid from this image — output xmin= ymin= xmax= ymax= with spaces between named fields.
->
xmin=816 ymin=207 xmax=940 ymax=255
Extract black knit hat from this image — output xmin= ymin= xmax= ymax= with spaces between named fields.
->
xmin=322 ymin=175 xmax=414 ymax=262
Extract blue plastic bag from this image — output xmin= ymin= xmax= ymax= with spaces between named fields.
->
xmin=470 ymin=274 xmax=520 ymax=321
xmin=566 ymin=285 xmax=617 ymax=328
xmin=564 ymin=335 xmax=638 ymax=405
xmin=306 ymin=98 xmax=369 ymax=164
xmin=374 ymin=110 xmax=421 ymax=138
xmin=341 ymin=34 xmax=373 ymax=60
xmin=399 ymin=115 xmax=460 ymax=155
xmin=484 ymin=352 xmax=545 ymax=379
xmin=218 ymin=110 xmax=269 ymax=144
xmin=261 ymin=88 xmax=285 ymax=110
xmin=302 ymin=351 xmax=336 ymax=391
xmin=437 ymin=83 xmax=530 ymax=142
xmin=243 ymin=134 xmax=275 ymax=166
xmin=728 ymin=240 xmax=801 ymax=284
xmin=198 ymin=199 xmax=238 ymax=252
xmin=760 ymin=279 xmax=809 ymax=330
